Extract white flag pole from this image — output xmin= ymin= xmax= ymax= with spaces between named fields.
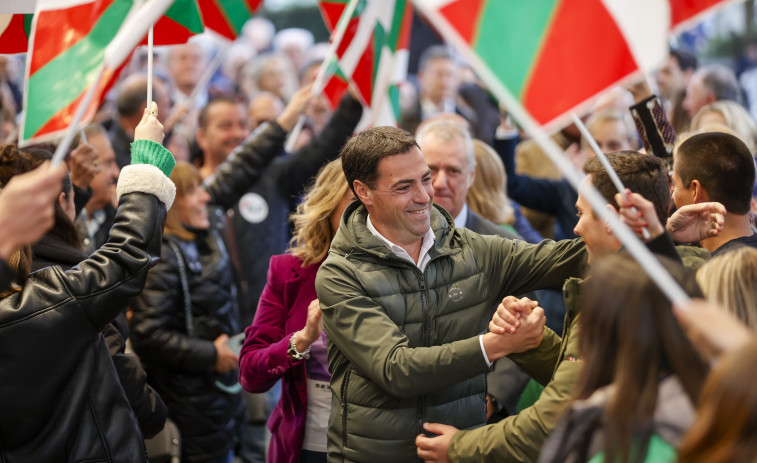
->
xmin=146 ymin=25 xmax=154 ymax=107
xmin=570 ymin=112 xmax=651 ymax=240
xmin=283 ymin=0 xmax=361 ymax=153
xmin=412 ymin=0 xmax=691 ymax=308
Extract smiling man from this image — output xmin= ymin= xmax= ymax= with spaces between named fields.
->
xmin=315 ymin=126 xmax=588 ymax=461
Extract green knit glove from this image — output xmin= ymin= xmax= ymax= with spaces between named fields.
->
xmin=129 ymin=139 xmax=176 ymax=177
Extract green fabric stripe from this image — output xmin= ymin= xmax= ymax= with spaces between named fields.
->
xmin=165 ymin=0 xmax=204 ymax=34
xmin=386 ymin=0 xmax=407 ymax=51
xmin=371 ymin=22 xmax=385 ymax=92
xmin=388 ymin=83 xmax=400 ymax=120
xmin=473 ymin=0 xmax=559 ymax=98
xmin=23 ymin=14 xmax=33 ymax=37
xmin=131 ymin=139 xmax=176 ymax=177
xmin=218 ymin=0 xmax=251 ymax=37
xmin=25 ymin=0 xmax=132 ymax=139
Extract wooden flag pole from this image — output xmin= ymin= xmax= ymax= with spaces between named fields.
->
xmin=283 ymin=0 xmax=361 ymax=153
xmin=570 ymin=112 xmax=651 ymax=240
xmin=412 ymin=0 xmax=691 ymax=308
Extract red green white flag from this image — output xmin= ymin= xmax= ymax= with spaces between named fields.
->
xmin=0 ymin=14 xmax=33 ymax=54
xmin=412 ymin=0 xmax=732 ymax=131
xmin=142 ymin=0 xmax=204 ymax=45
xmin=20 ymin=0 xmax=174 ymax=146
xmin=197 ymin=0 xmax=263 ymax=40
xmin=318 ymin=0 xmax=411 ymax=125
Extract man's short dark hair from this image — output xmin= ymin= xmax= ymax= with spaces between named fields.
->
xmin=197 ymin=97 xmax=240 ymax=130
xmin=670 ymin=47 xmax=697 ymax=72
xmin=418 ymin=45 xmax=455 ymax=72
xmin=676 ymin=131 xmax=755 ymax=214
xmin=700 ymin=64 xmax=744 ymax=106
xmin=583 ymin=151 xmax=669 ymax=225
xmin=340 ymin=126 xmax=420 ymax=197
xmin=116 ymin=79 xmax=147 ymax=118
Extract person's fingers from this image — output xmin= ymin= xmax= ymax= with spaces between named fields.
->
xmin=139 ymin=107 xmax=150 ymax=126
xmin=423 ymin=422 xmax=453 ymax=435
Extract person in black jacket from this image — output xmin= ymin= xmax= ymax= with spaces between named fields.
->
xmin=130 ymin=86 xmax=314 ymax=463
xmin=17 ymin=148 xmax=168 ymax=439
xmin=0 ymin=104 xmax=175 ymax=462
xmin=0 ymin=161 xmax=65 ymax=291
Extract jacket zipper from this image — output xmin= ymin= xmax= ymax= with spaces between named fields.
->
xmin=341 ymin=368 xmax=352 ymax=446
xmin=417 ymin=272 xmax=429 ymax=434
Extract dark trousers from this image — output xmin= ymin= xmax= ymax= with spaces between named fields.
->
xmin=300 ymin=450 xmax=327 ymax=463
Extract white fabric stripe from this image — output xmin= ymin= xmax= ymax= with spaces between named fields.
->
xmin=338 ymin=0 xmax=388 ymax=74
xmin=601 ymin=0 xmax=670 ymax=72
xmin=0 ymin=0 xmax=37 ymax=14
xmin=33 ymin=0 xmax=94 ymax=12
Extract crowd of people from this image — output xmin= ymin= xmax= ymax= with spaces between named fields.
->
xmin=1 ymin=15 xmax=757 ymax=463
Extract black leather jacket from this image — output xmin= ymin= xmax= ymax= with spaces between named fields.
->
xmin=130 ymin=121 xmax=286 ymax=462
xmin=0 ymin=191 xmax=167 ymax=463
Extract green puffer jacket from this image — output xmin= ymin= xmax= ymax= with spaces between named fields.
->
xmin=315 ymin=202 xmax=586 ymax=462
xmin=448 ymin=278 xmax=583 ymax=462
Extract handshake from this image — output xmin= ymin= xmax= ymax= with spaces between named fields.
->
xmin=482 ymin=295 xmax=547 ymax=362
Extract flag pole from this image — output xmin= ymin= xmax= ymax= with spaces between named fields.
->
xmin=50 ymin=64 xmax=106 ymax=167
xmin=147 ymin=24 xmax=154 ymax=107
xmin=570 ymin=112 xmax=651 ymax=240
xmin=412 ymin=0 xmax=691 ymax=308
xmin=284 ymin=0 xmax=361 ymax=152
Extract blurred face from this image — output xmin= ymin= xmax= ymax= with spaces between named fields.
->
xmin=423 ymin=135 xmax=473 ymax=218
xmin=247 ymin=94 xmax=283 ymax=130
xmin=152 ymin=79 xmax=171 ymax=125
xmin=683 ymin=73 xmax=710 ymax=119
xmin=419 ymin=57 xmax=459 ymax=104
xmin=258 ymin=59 xmax=289 ymax=100
xmin=671 ymin=157 xmax=694 ymax=209
xmin=197 ymin=102 xmax=249 ymax=162
xmin=329 ymin=189 xmax=356 ymax=237
xmin=589 ymin=119 xmax=634 ymax=154
xmin=573 ymin=177 xmax=620 ymax=263
xmin=86 ymin=132 xmax=120 ymax=213
xmin=176 ymin=182 xmax=211 ymax=229
xmin=656 ymin=55 xmax=687 ymax=100
xmin=168 ymin=44 xmax=205 ymax=92
xmin=357 ymin=148 xmax=434 ymax=249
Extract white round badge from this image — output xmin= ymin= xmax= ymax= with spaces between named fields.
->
xmin=239 ymin=193 xmax=269 ymax=223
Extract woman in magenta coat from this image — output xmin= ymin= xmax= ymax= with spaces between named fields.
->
xmin=239 ymin=159 xmax=354 ymax=463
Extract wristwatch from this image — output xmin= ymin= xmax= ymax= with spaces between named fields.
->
xmin=288 ymin=332 xmax=311 ymax=360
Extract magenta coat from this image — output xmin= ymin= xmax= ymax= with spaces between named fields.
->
xmin=239 ymin=254 xmax=323 ymax=463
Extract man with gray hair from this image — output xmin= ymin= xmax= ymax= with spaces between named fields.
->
xmin=417 ymin=118 xmax=519 ymax=239
xmin=683 ymin=64 xmax=744 ymax=118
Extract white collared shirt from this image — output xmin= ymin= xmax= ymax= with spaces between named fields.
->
xmin=453 ymin=204 xmax=468 ymax=229
xmin=366 ymin=213 xmax=493 ymax=367
xmin=366 ymin=215 xmax=435 ymax=272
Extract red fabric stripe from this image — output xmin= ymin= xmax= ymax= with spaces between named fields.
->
xmin=197 ymin=0 xmax=236 ymax=40
xmin=352 ymin=40 xmax=374 ymax=105
xmin=0 ymin=15 xmax=30 ymax=54
xmin=244 ymin=0 xmax=263 ymax=14
xmin=438 ymin=0 xmax=485 ymax=44
xmin=396 ymin=2 xmax=412 ymax=50
xmin=320 ymin=2 xmax=346 ymax=31
xmin=323 ymin=74 xmax=349 ymax=109
xmin=139 ymin=16 xmax=192 ymax=46
xmin=30 ymin=0 xmax=112 ymax=76
xmin=522 ymin=0 xmax=637 ymax=126
xmin=669 ymin=0 xmax=726 ymax=27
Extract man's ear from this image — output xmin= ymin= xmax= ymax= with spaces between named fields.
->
xmin=196 ymin=127 xmax=207 ymax=152
xmin=604 ymin=203 xmax=618 ymax=235
xmin=691 ymin=179 xmax=710 ymax=203
xmin=353 ymin=180 xmax=372 ymax=206
xmin=467 ymin=167 xmax=476 ymax=189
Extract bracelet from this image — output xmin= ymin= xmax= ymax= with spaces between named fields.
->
xmin=287 ymin=331 xmax=311 ymax=360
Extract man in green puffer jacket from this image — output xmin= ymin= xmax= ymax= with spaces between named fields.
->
xmin=314 ymin=126 xmax=588 ymax=462
xmin=416 ymin=152 xmax=715 ymax=462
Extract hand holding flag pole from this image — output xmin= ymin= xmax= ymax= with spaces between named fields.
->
xmin=283 ymin=0 xmax=361 ymax=153
xmin=570 ymin=112 xmax=651 ymax=240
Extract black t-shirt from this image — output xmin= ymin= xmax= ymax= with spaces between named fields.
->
xmin=711 ymin=233 xmax=757 ymax=257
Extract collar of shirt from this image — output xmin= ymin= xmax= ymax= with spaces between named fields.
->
xmin=366 ymin=214 xmax=435 ymax=272
xmin=420 ymin=97 xmax=456 ymax=119
xmin=453 ymin=203 xmax=468 ymax=229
